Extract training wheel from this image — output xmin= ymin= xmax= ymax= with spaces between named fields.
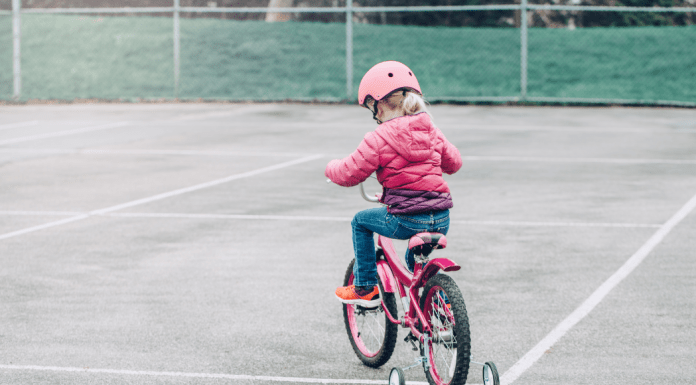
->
xmin=482 ymin=361 xmax=500 ymax=385
xmin=483 ymin=361 xmax=500 ymax=385
xmin=388 ymin=367 xmax=405 ymax=385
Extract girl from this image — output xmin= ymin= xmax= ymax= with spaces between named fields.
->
xmin=325 ymin=61 xmax=462 ymax=307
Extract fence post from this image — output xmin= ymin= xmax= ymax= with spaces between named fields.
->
xmin=173 ymin=0 xmax=181 ymax=99
xmin=345 ymin=0 xmax=353 ymax=101
xmin=12 ymin=0 xmax=21 ymax=101
xmin=520 ymin=0 xmax=528 ymax=100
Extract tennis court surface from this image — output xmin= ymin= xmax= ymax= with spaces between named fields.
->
xmin=1 ymin=103 xmax=695 ymax=385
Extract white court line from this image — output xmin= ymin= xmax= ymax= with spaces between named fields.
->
xmin=0 ymin=120 xmax=39 ymax=131
xmin=0 ymin=148 xmax=312 ymax=157
xmin=170 ymin=104 xmax=277 ymax=121
xmin=109 ymin=215 xmax=663 ymax=228
xmin=0 ymin=210 xmax=84 ymax=216
xmin=454 ymin=124 xmax=696 ymax=133
xmin=0 ymin=211 xmax=663 ymax=228
xmin=81 ymin=149 xmax=309 ymax=157
xmin=0 ymin=364 xmax=433 ymax=385
xmin=0 ymin=122 xmax=130 ymax=146
xmin=0 ymin=214 xmax=92 ymax=241
xmin=501 ymin=191 xmax=696 ymax=385
xmin=0 ymin=155 xmax=323 ymax=241
xmin=453 ymin=220 xmax=661 ymax=228
xmin=2 ymin=148 xmax=694 ymax=165
xmin=108 ymin=212 xmax=354 ymax=221
xmin=462 ymin=155 xmax=696 ymax=165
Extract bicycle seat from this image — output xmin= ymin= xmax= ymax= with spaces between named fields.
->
xmin=408 ymin=232 xmax=447 ymax=257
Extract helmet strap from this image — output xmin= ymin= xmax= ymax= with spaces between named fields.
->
xmin=370 ymin=100 xmax=382 ymax=124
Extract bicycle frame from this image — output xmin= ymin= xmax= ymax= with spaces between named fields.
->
xmin=338 ymin=179 xmax=462 ymax=341
xmin=334 ymin=180 xmax=500 ymax=385
xmin=375 ymin=234 xmax=461 ymax=341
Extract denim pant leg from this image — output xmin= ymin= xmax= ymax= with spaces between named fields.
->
xmin=352 ymin=208 xmax=451 ymax=285
xmin=395 ymin=211 xmax=451 ymax=272
xmin=351 ymin=207 xmax=398 ymax=287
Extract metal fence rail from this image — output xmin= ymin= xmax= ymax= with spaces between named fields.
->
xmin=4 ymin=1 xmax=696 ymax=106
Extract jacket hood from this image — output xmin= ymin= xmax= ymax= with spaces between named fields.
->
xmin=374 ymin=112 xmax=435 ymax=163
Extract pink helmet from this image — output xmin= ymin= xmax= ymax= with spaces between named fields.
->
xmin=357 ymin=61 xmax=422 ymax=106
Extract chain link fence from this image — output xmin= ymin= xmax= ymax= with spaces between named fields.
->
xmin=1 ymin=1 xmax=695 ymax=106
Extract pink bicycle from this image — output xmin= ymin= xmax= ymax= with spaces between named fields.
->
xmin=340 ymin=182 xmax=499 ymax=385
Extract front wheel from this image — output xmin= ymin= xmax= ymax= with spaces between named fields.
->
xmin=342 ymin=258 xmax=398 ymax=368
xmin=419 ymin=274 xmax=471 ymax=385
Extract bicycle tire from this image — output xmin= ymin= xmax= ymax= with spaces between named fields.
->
xmin=419 ymin=274 xmax=471 ymax=385
xmin=342 ymin=258 xmax=398 ymax=368
xmin=483 ymin=361 xmax=500 ymax=385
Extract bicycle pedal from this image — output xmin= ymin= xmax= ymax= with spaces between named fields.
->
xmin=404 ymin=333 xmax=418 ymax=351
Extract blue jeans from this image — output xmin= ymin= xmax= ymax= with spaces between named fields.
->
xmin=351 ymin=207 xmax=450 ymax=287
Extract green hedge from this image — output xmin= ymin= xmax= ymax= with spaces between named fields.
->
xmin=0 ymin=14 xmax=694 ymax=103
xmin=0 ymin=16 xmax=12 ymax=101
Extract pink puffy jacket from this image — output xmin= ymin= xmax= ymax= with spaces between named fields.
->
xmin=325 ymin=112 xmax=462 ymax=194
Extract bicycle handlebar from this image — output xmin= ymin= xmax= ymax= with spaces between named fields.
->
xmin=326 ymin=176 xmax=381 ymax=203
xmin=359 ymin=183 xmax=380 ymax=203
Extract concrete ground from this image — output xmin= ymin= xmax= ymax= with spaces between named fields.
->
xmin=0 ymin=103 xmax=694 ymax=385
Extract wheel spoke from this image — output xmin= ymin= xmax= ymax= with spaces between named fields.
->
xmin=344 ymin=263 xmax=398 ymax=367
xmin=426 ymin=286 xmax=462 ymax=383
xmin=363 ymin=314 xmax=379 ymax=348
xmin=430 ymin=313 xmax=456 ymax=381
xmin=356 ymin=307 xmax=385 ymax=353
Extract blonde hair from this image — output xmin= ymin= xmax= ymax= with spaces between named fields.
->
xmin=378 ymin=90 xmax=429 ymax=122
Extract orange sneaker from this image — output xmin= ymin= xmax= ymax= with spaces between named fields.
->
xmin=335 ymin=285 xmax=380 ymax=307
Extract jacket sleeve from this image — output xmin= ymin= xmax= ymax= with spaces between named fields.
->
xmin=325 ymin=132 xmax=381 ymax=187
xmin=437 ymin=129 xmax=463 ymax=175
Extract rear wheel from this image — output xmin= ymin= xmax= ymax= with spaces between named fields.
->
xmin=419 ymin=274 xmax=471 ymax=385
xmin=342 ymin=258 xmax=398 ymax=368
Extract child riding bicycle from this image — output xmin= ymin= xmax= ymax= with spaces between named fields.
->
xmin=325 ymin=61 xmax=463 ymax=307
